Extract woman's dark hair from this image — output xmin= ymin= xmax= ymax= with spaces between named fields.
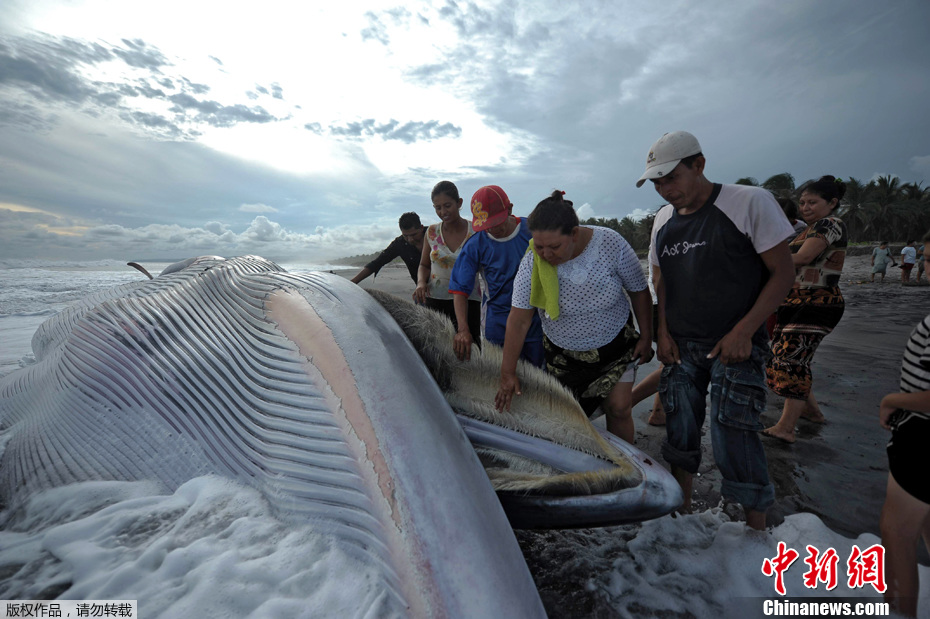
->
xmin=527 ymin=190 xmax=578 ymax=235
xmin=431 ymin=180 xmax=459 ymax=202
xmin=776 ymin=197 xmax=798 ymax=221
xmin=799 ymin=175 xmax=846 ymax=209
xmin=398 ymin=212 xmax=422 ymax=229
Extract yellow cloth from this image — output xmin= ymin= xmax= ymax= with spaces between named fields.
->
xmin=527 ymin=239 xmax=560 ymax=320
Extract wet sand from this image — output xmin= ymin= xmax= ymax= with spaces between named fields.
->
xmin=341 ymin=257 xmax=930 ymax=610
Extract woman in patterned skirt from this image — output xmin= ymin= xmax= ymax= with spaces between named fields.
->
xmin=763 ymin=176 xmax=847 ymax=443
xmin=494 ymin=190 xmax=653 ymax=443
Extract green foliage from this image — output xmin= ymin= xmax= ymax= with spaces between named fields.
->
xmin=733 ymin=173 xmax=930 ymax=243
xmin=581 ymin=213 xmax=657 ymax=252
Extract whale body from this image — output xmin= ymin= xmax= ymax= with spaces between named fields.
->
xmin=0 ymin=256 xmax=545 ymax=617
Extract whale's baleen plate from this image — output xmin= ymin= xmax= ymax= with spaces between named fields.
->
xmin=0 ymin=256 xmax=545 ymax=618
xmin=368 ymin=290 xmax=683 ymax=529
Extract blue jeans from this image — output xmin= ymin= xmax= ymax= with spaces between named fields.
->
xmin=658 ymin=338 xmax=775 ymax=512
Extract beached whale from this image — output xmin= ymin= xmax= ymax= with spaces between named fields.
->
xmin=0 ymin=256 xmax=544 ymax=617
xmin=0 ymin=255 xmax=681 ymax=615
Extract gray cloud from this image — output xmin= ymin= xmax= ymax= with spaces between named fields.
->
xmin=249 ymin=82 xmax=284 ymax=101
xmin=168 ymin=93 xmax=274 ymax=127
xmin=361 ymin=11 xmax=391 ymax=45
xmin=118 ymin=110 xmax=185 ymax=137
xmin=309 ymin=118 xmax=461 ymax=143
xmin=110 ymin=38 xmax=169 ymax=70
xmin=0 ymin=33 xmax=278 ymax=138
xmin=2 ymin=0 xmax=928 ymax=265
xmin=361 ymin=7 xmax=414 ymax=45
xmin=0 ymin=111 xmax=390 ymax=261
xmin=0 ymin=206 xmax=408 ymax=263
xmin=0 ymin=37 xmax=101 ymax=103
xmin=380 ymin=0 xmax=930 ymax=217
xmin=0 ymin=100 xmax=56 ymax=131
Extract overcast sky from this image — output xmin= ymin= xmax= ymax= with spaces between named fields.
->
xmin=1 ymin=0 xmax=928 ymax=263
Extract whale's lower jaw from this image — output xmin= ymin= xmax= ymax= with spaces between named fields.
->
xmin=0 ymin=256 xmax=545 ymax=618
xmin=367 ymin=289 xmax=683 ymax=529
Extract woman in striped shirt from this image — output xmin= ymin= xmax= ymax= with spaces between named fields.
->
xmin=879 ymin=235 xmax=930 ymax=617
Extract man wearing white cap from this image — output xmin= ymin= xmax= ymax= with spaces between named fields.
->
xmin=638 ymin=131 xmax=795 ymax=530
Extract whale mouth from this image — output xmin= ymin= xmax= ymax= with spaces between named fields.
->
xmin=458 ymin=416 xmax=680 ymax=529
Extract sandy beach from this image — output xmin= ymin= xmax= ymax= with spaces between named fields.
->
xmin=343 ymin=254 xmax=929 ymax=611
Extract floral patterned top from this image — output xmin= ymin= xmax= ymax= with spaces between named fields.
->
xmin=789 ymin=216 xmax=847 ymax=289
xmin=426 ymin=222 xmax=481 ymax=301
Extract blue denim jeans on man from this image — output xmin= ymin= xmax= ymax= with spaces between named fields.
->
xmin=658 ymin=336 xmax=775 ymax=512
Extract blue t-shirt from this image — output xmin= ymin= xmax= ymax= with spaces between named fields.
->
xmin=449 ymin=218 xmax=543 ymax=345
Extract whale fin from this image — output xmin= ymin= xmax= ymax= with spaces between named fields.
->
xmin=126 ymin=262 xmax=153 ymax=279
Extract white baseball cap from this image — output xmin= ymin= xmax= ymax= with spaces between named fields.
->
xmin=635 ymin=131 xmax=703 ymax=188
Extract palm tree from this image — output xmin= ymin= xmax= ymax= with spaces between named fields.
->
xmin=762 ymin=173 xmax=796 ymax=202
xmin=871 ymin=175 xmax=903 ymax=240
xmin=836 ymin=177 xmax=877 ymax=241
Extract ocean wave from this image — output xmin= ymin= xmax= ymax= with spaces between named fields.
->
xmin=0 ymin=258 xmax=130 ymax=270
xmin=0 ymin=309 xmax=58 ymax=318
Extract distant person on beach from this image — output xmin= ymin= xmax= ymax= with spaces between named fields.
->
xmin=448 ymin=185 xmax=544 ymax=367
xmin=494 ymin=190 xmax=653 ymax=443
xmin=351 ymin=212 xmax=425 ymax=285
xmin=413 ymin=181 xmax=483 ymax=344
xmin=916 ymin=243 xmax=925 ymax=284
xmin=901 ymin=240 xmax=917 ymax=283
xmin=638 ymin=131 xmax=795 ymax=530
xmin=878 ymin=304 xmax=930 ymax=617
xmin=871 ymin=241 xmax=896 ymax=283
xmin=764 ymin=176 xmax=848 ymax=444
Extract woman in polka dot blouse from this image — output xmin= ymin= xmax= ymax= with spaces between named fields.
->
xmin=495 ymin=190 xmax=654 ymax=443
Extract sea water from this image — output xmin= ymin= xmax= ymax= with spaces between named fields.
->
xmin=0 ymin=259 xmax=924 ymax=617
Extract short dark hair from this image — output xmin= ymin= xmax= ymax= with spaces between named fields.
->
xmin=527 ymin=190 xmax=578 ymax=235
xmin=398 ymin=212 xmax=422 ymax=230
xmin=881 ymin=240 xmax=889 ymax=246
xmin=799 ymin=176 xmax=846 ymax=210
xmin=907 ymin=239 xmax=916 ymax=244
xmin=431 ymin=180 xmax=459 ymax=202
xmin=777 ymin=197 xmax=798 ymax=221
xmin=680 ymin=152 xmax=703 ymax=169
xmin=922 ymin=231 xmax=930 ymax=243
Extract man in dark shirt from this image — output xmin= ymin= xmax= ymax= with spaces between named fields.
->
xmin=351 ymin=212 xmax=425 ymax=285
xmin=639 ymin=131 xmax=795 ymax=531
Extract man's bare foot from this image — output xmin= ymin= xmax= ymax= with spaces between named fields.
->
xmin=762 ymin=427 xmax=795 ymax=444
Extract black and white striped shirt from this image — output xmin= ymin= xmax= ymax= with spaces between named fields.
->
xmin=899 ymin=314 xmax=930 ymax=421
